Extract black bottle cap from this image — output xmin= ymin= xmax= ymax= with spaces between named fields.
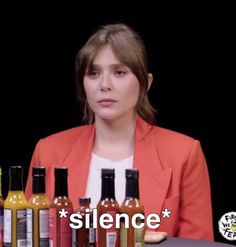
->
xmin=79 ymin=197 xmax=91 ymax=205
xmin=54 ymin=167 xmax=68 ymax=176
xmin=101 ymin=168 xmax=115 ymax=177
xmin=126 ymin=168 xmax=139 ymax=179
xmin=9 ymin=166 xmax=23 ymax=176
xmin=9 ymin=166 xmax=23 ymax=191
xmin=33 ymin=166 xmax=45 ymax=176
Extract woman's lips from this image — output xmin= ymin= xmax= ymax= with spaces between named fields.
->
xmin=97 ymin=98 xmax=117 ymax=106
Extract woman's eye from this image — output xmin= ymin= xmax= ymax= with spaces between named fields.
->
xmin=114 ymin=70 xmax=126 ymax=76
xmin=88 ymin=70 xmax=99 ymax=78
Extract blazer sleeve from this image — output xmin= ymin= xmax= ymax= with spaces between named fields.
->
xmin=178 ymin=140 xmax=213 ymax=240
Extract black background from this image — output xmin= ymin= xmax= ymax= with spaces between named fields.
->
xmin=1 ymin=4 xmax=235 ymax=244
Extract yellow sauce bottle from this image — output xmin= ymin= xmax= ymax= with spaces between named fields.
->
xmin=0 ymin=167 xmax=4 ymax=247
xmin=27 ymin=166 xmax=50 ymax=247
xmin=3 ymin=166 xmax=28 ymax=246
xmin=120 ymin=169 xmax=145 ymax=247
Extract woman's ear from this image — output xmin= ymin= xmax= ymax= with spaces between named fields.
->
xmin=147 ymin=73 xmax=153 ymax=91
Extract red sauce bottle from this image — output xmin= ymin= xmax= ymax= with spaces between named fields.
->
xmin=97 ymin=168 xmax=120 ymax=247
xmin=49 ymin=167 xmax=73 ymax=247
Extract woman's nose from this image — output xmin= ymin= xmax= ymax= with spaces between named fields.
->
xmin=100 ymin=74 xmax=112 ymax=92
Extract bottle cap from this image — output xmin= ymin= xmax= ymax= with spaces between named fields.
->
xmin=125 ymin=168 xmax=139 ymax=179
xmin=101 ymin=168 xmax=115 ymax=177
xmin=54 ymin=167 xmax=68 ymax=176
xmin=9 ymin=166 xmax=23 ymax=176
xmin=79 ymin=197 xmax=91 ymax=205
xmin=33 ymin=166 xmax=46 ymax=176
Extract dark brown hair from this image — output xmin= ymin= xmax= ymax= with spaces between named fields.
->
xmin=75 ymin=23 xmax=156 ymax=124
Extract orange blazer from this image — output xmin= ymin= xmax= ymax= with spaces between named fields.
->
xmin=25 ymin=116 xmax=213 ymax=240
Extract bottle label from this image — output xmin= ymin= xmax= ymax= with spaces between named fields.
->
xmin=134 ymin=217 xmax=145 ymax=247
xmin=49 ymin=208 xmax=57 ymax=247
xmin=3 ymin=209 xmax=12 ymax=245
xmin=28 ymin=208 xmax=49 ymax=247
xmin=106 ymin=211 xmax=119 ymax=247
xmin=49 ymin=208 xmax=72 ymax=247
xmin=39 ymin=209 xmax=50 ymax=245
xmin=120 ymin=214 xmax=145 ymax=247
xmin=0 ymin=207 xmax=3 ymax=243
xmin=89 ymin=227 xmax=96 ymax=244
xmin=120 ymin=223 xmax=127 ymax=247
xmin=60 ymin=208 xmax=72 ymax=247
xmin=16 ymin=209 xmax=27 ymax=247
xmin=26 ymin=208 xmax=33 ymax=246
xmin=72 ymin=228 xmax=77 ymax=246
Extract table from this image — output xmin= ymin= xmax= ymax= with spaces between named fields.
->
xmin=145 ymin=237 xmax=235 ymax=246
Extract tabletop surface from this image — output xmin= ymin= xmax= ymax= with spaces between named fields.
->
xmin=145 ymin=237 xmax=235 ymax=246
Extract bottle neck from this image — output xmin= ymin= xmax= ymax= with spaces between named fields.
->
xmin=54 ymin=174 xmax=68 ymax=197
xmin=126 ymin=177 xmax=139 ymax=199
xmin=10 ymin=174 xmax=23 ymax=191
xmin=101 ymin=177 xmax=115 ymax=200
xmin=80 ymin=203 xmax=90 ymax=209
xmin=33 ymin=176 xmax=45 ymax=194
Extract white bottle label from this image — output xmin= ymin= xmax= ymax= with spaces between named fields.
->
xmin=39 ymin=209 xmax=49 ymax=239
xmin=16 ymin=209 xmax=27 ymax=247
xmin=26 ymin=208 xmax=33 ymax=247
xmin=3 ymin=209 xmax=12 ymax=244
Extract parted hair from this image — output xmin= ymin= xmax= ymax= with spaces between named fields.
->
xmin=75 ymin=23 xmax=156 ymax=124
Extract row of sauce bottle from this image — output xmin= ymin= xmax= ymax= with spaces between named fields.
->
xmin=0 ymin=166 xmax=145 ymax=247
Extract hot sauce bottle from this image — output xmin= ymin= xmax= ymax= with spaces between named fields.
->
xmin=72 ymin=197 xmax=96 ymax=247
xmin=97 ymin=168 xmax=120 ymax=247
xmin=49 ymin=167 xmax=73 ymax=247
xmin=3 ymin=166 xmax=28 ymax=246
xmin=120 ymin=169 xmax=145 ymax=247
xmin=27 ymin=166 xmax=50 ymax=247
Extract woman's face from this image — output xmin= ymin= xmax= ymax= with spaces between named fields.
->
xmin=83 ymin=45 xmax=140 ymax=122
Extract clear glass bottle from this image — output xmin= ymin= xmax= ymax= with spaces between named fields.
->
xmin=3 ymin=166 xmax=28 ymax=246
xmin=120 ymin=169 xmax=145 ymax=247
xmin=49 ymin=167 xmax=73 ymax=247
xmin=72 ymin=197 xmax=96 ymax=247
xmin=27 ymin=166 xmax=50 ymax=247
xmin=97 ymin=168 xmax=120 ymax=247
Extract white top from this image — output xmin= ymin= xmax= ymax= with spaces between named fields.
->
xmin=85 ymin=153 xmax=133 ymax=209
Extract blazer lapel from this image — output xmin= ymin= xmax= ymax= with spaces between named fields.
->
xmin=134 ymin=117 xmax=172 ymax=215
xmin=62 ymin=125 xmax=95 ymax=207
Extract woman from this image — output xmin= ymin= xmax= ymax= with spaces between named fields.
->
xmin=25 ymin=23 xmax=213 ymax=240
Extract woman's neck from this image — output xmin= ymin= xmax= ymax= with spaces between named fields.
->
xmin=93 ymin=113 xmax=137 ymax=161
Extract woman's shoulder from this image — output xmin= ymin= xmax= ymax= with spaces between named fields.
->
xmin=153 ymin=125 xmax=196 ymax=142
xmin=36 ymin=124 xmax=93 ymax=151
xmin=150 ymin=125 xmax=204 ymax=167
xmin=151 ymin=124 xmax=199 ymax=152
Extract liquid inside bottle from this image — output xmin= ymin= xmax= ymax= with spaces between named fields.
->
xmin=120 ymin=169 xmax=145 ymax=247
xmin=27 ymin=166 xmax=50 ymax=247
xmin=49 ymin=167 xmax=73 ymax=247
xmin=72 ymin=197 xmax=96 ymax=247
xmin=97 ymin=168 xmax=120 ymax=247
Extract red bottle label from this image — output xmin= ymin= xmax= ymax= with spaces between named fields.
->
xmin=49 ymin=208 xmax=72 ymax=247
